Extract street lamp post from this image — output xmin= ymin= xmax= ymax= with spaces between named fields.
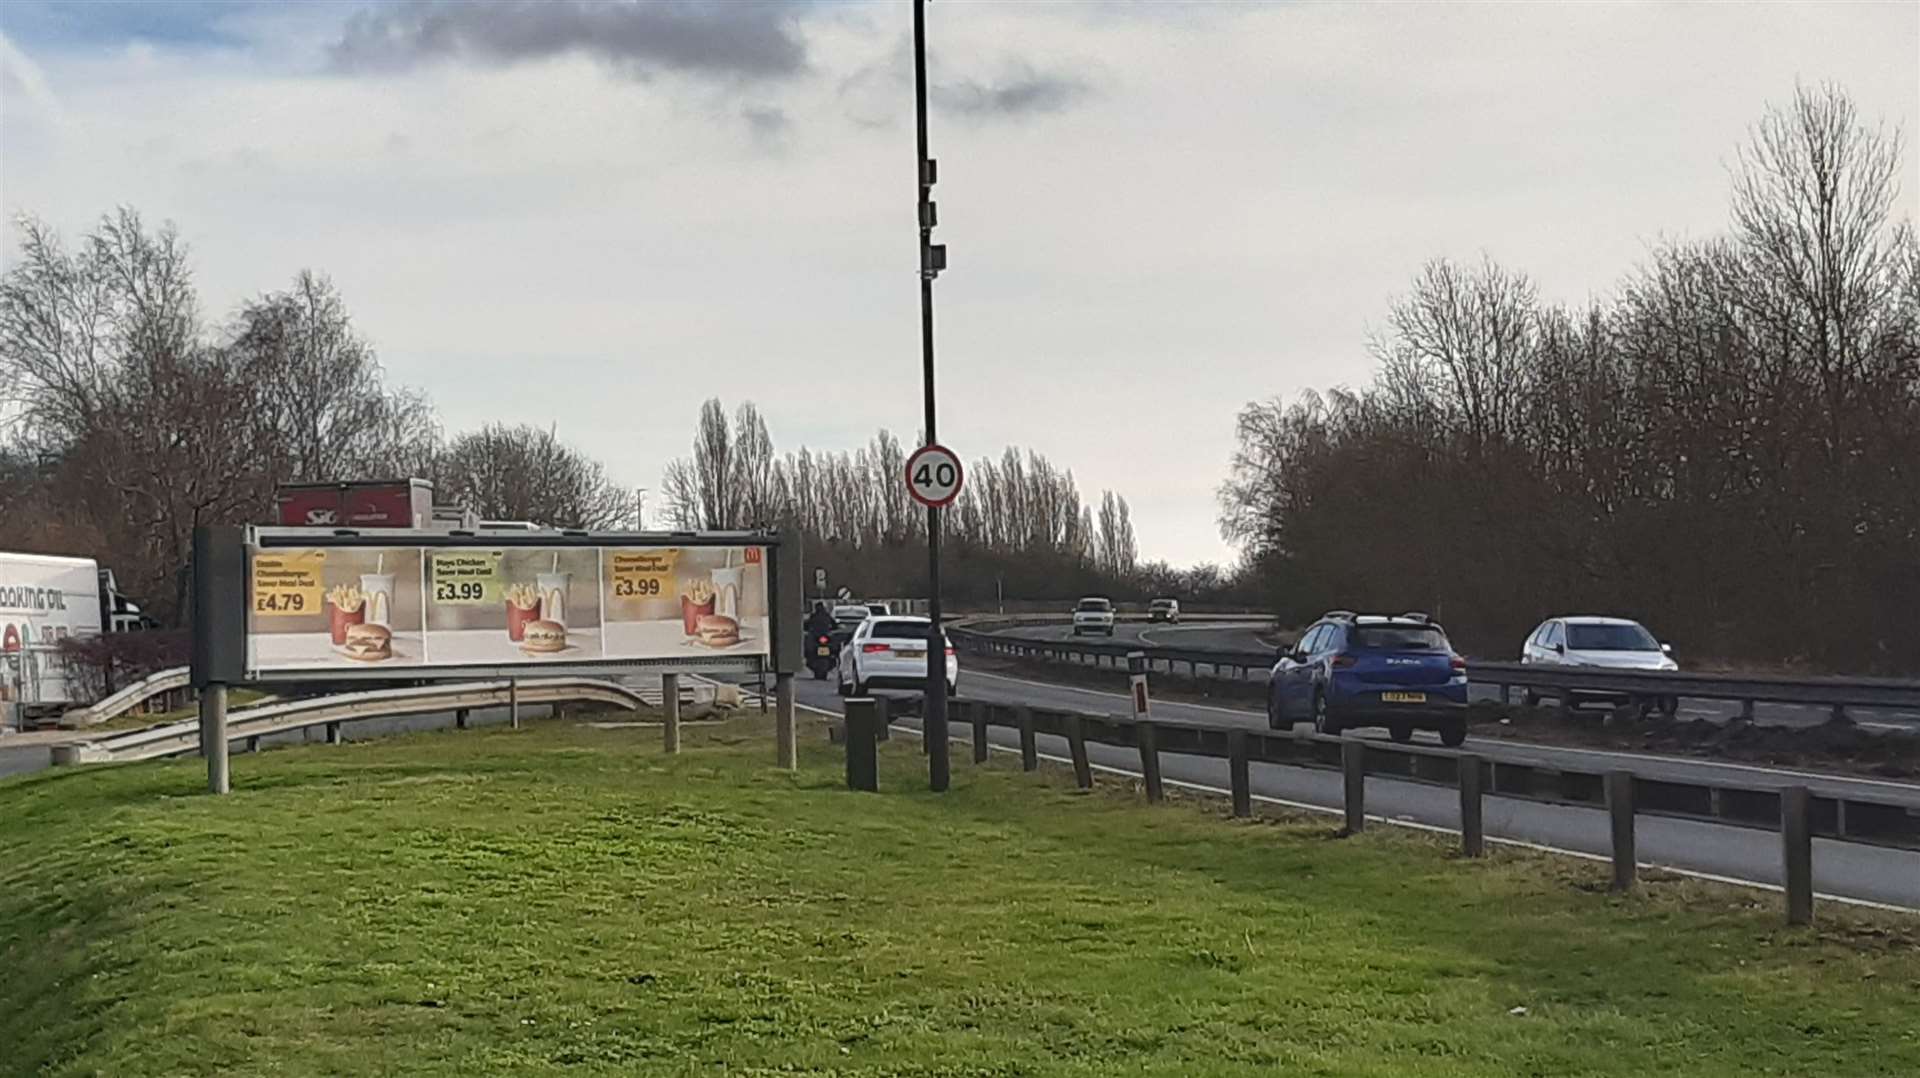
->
xmin=913 ymin=0 xmax=950 ymax=792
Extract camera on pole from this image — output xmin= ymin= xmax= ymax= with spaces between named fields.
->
xmin=920 ymin=158 xmax=945 ymax=279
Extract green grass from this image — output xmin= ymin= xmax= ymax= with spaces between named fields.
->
xmin=3 ymin=716 xmax=1918 ymax=1077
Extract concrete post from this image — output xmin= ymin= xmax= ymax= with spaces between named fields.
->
xmin=325 ymin=721 xmax=342 ymax=745
xmin=1136 ymin=720 xmax=1163 ymax=803
xmin=874 ymin=696 xmax=891 ymax=742
xmin=1227 ymin=728 xmax=1251 ymax=818
xmin=1066 ymin=714 xmax=1093 ymax=789
xmin=775 ymin=672 xmax=796 ymax=770
xmin=662 ymin=672 xmax=681 ymax=754
xmin=1016 ymin=705 xmax=1036 ymax=771
xmin=455 ymin=707 xmax=469 ymax=730
xmin=1459 ymin=754 xmax=1485 ymax=858
xmin=1341 ymin=740 xmax=1365 ymax=834
xmin=1781 ymin=785 xmax=1813 ymax=925
xmin=971 ymin=702 xmax=989 ymax=764
xmin=845 ymin=698 xmax=879 ymax=792
xmin=509 ymin=679 xmax=520 ymax=730
xmin=202 ymin=682 xmax=229 ymax=795
xmin=1606 ymin=770 xmax=1636 ymax=892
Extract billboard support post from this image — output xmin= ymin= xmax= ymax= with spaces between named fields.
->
xmin=202 ymin=683 xmax=229 ymax=794
xmin=776 ymin=672 xmax=796 ymax=770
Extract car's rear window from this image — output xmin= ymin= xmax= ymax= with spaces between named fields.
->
xmin=869 ymin=619 xmax=943 ymax=641
xmin=1350 ymin=625 xmax=1448 ymax=651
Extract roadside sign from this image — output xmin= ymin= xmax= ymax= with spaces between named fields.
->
xmin=905 ymin=443 xmax=963 ymax=508
xmin=837 ymin=586 xmax=853 ymax=601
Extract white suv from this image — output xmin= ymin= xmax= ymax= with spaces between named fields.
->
xmin=1072 ymin=597 xmax=1116 ymax=636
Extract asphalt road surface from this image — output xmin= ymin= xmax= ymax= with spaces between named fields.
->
xmin=990 ymin=622 xmax=1920 ymax=733
xmin=790 ymin=670 xmax=1920 ymax=910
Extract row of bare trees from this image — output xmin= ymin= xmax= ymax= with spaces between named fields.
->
xmin=1220 ymin=85 xmax=1919 ymax=671
xmin=0 ymin=210 xmax=628 ymax=624
xmin=661 ymin=398 xmax=1154 ymax=601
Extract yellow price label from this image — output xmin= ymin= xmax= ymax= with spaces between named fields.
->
xmin=252 ymin=550 xmax=324 ymax=617
xmin=430 ymin=551 xmax=502 ymax=605
xmin=609 ymin=549 xmax=677 ymax=600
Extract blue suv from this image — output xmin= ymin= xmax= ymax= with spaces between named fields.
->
xmin=1268 ymin=611 xmax=1470 ymax=745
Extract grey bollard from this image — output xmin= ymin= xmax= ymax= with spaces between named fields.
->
xmin=844 ymin=698 xmax=879 ymax=792
xmin=1781 ymin=785 xmax=1813 ymax=925
xmin=1016 ymin=705 xmax=1037 ymax=771
xmin=1227 ymin=729 xmax=1251 ymax=818
xmin=874 ymin=696 xmax=892 ymax=742
xmin=662 ymin=672 xmax=681 ymax=754
xmin=1136 ymin=720 xmax=1163 ymax=803
xmin=1606 ymin=771 xmax=1636 ymax=891
xmin=1458 ymin=754 xmax=1485 ymax=858
xmin=1341 ymin=740 xmax=1365 ymax=834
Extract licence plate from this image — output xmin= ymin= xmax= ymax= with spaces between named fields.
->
xmin=897 ymin=649 xmax=926 ymax=660
xmin=1381 ymin=692 xmax=1426 ymax=704
xmin=816 ymin=647 xmax=831 ymax=656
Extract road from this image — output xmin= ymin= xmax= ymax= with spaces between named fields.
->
xmin=789 ymin=670 xmax=1920 ymax=910
xmin=989 ymin=622 xmax=1920 ymax=732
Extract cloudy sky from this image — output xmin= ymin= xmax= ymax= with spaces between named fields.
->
xmin=2 ymin=1 xmax=1915 ymax=565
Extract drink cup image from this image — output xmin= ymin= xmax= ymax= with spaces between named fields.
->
xmin=537 ymin=571 xmax=572 ymax=629
xmin=711 ymin=567 xmax=743 ymax=621
xmin=360 ymin=573 xmax=396 ymax=628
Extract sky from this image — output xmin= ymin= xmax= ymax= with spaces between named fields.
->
xmin=1 ymin=1 xmax=1915 ymax=567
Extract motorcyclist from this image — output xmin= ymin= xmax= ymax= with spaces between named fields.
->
xmin=805 ymin=602 xmax=834 ymax=637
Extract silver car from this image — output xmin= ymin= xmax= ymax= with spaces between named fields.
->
xmin=1520 ymin=616 xmax=1677 ymax=712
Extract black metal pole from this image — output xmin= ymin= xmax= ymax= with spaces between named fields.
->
xmin=914 ymin=0 xmax=949 ymax=792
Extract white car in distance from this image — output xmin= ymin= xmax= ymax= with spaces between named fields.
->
xmin=837 ymin=615 xmax=958 ymax=696
xmin=1520 ymin=615 xmax=1678 ymax=712
xmin=1072 ymin=596 xmax=1116 ymax=636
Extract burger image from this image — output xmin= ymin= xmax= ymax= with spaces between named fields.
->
xmin=341 ymin=623 xmax=393 ymax=662
xmin=695 ymin=614 xmax=740 ymax=648
xmin=520 ymin=619 xmax=569 ymax=654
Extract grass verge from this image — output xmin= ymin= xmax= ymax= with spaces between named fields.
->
xmin=3 ymin=715 xmax=1917 ymax=1076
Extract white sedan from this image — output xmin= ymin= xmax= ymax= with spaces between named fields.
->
xmin=1521 ymin=615 xmax=1678 ymax=711
xmin=837 ymin=615 xmax=958 ymax=696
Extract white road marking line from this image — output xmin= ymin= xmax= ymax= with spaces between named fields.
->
xmin=966 ymin=671 xmax=1920 ymax=793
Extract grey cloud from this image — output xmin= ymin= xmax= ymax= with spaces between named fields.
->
xmin=329 ymin=0 xmax=807 ymax=82
xmin=933 ymin=68 xmax=1091 ymax=119
xmin=741 ymin=104 xmax=788 ymax=141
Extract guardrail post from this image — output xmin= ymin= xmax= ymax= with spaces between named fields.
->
xmin=874 ymin=696 xmax=892 ymax=742
xmin=845 ymin=698 xmax=879 ymax=792
xmin=509 ymin=678 xmax=521 ymax=730
xmin=455 ymin=707 xmax=469 ymax=730
xmin=971 ymin=702 xmax=989 ymax=764
xmin=325 ymin=721 xmax=342 ymax=745
xmin=1137 ymin=720 xmax=1163 ymax=803
xmin=1227 ymin=729 xmax=1251 ymax=818
xmin=1606 ymin=771 xmax=1636 ymax=892
xmin=661 ymin=672 xmax=681 ymax=754
xmin=1016 ymin=705 xmax=1037 ymax=770
xmin=1739 ymin=699 xmax=1755 ymax=722
xmin=1341 ymin=740 xmax=1365 ymax=834
xmin=775 ymin=672 xmax=796 ymax=771
xmin=200 ymin=682 xmax=231 ymax=796
xmin=246 ymin=735 xmax=260 ymax=754
xmin=1781 ymin=785 xmax=1812 ymax=925
xmin=1066 ymin=714 xmax=1093 ymax=789
xmin=1458 ymin=754 xmax=1484 ymax=858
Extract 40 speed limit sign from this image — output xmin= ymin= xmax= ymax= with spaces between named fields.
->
xmin=905 ymin=443 xmax=964 ymax=508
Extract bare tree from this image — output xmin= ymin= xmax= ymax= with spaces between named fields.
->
xmin=435 ymin=423 xmax=627 ymax=528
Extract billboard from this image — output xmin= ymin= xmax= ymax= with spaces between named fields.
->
xmin=243 ymin=537 xmax=771 ymax=677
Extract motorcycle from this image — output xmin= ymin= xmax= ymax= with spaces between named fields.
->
xmin=805 ymin=630 xmax=839 ymax=680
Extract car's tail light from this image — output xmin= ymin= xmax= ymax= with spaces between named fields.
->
xmin=1450 ymin=654 xmax=1468 ymax=671
xmin=862 ymin=643 xmax=891 ymax=654
xmin=944 ymin=647 xmax=956 ymax=656
xmin=1332 ymin=655 xmax=1357 ymax=668
xmin=817 ymin=635 xmax=830 ymax=644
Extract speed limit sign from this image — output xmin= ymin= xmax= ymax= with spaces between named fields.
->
xmin=905 ymin=443 xmax=964 ymax=507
